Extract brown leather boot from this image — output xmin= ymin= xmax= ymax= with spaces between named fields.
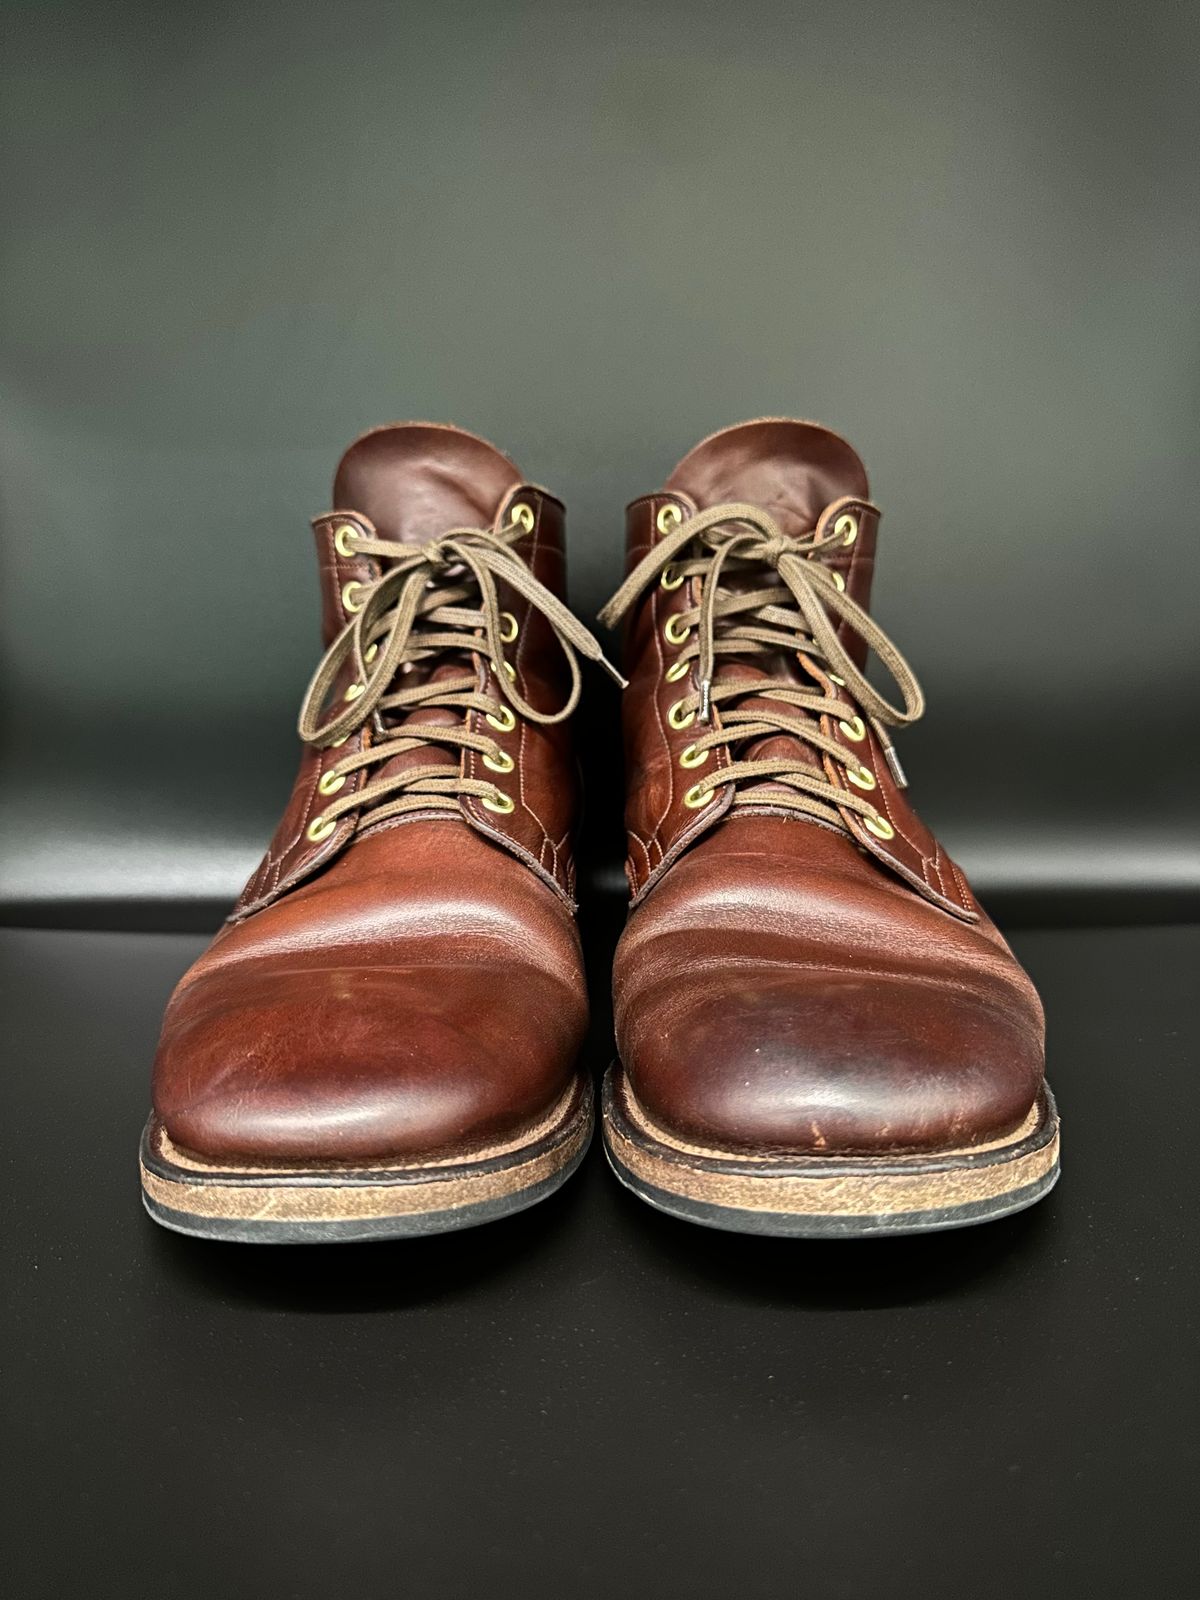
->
xmin=141 ymin=423 xmax=619 ymax=1241
xmin=599 ymin=419 xmax=1059 ymax=1236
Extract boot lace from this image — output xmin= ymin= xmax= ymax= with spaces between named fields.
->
xmin=598 ymin=500 xmax=924 ymax=837
xmin=298 ymin=510 xmax=622 ymax=837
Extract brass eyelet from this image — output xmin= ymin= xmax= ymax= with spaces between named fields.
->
xmin=864 ymin=816 xmax=895 ymax=841
xmin=846 ymin=764 xmax=876 ymax=791
xmin=510 ymin=502 xmax=535 ymax=534
xmin=659 ymin=563 xmax=685 ymax=591
xmin=664 ymin=658 xmax=690 ymax=684
xmin=317 ymin=770 xmax=346 ymax=796
xmin=838 ymin=715 xmax=866 ymax=742
xmin=656 ymin=503 xmax=683 ymax=535
xmin=363 ymin=642 xmax=379 ymax=665
xmin=667 ymin=699 xmax=695 ymax=730
xmin=828 ymin=672 xmax=846 ymax=686
xmin=482 ymin=749 xmax=514 ymax=774
xmin=835 ymin=513 xmax=858 ymax=546
xmin=683 ymin=782 xmax=712 ymax=810
xmin=330 ymin=733 xmax=349 ymax=749
xmin=831 ymin=570 xmax=846 ymax=592
xmin=482 ymin=789 xmax=515 ymax=814
xmin=307 ymin=814 xmax=337 ymax=842
xmin=342 ymin=581 xmax=364 ymax=614
xmin=499 ymin=611 xmax=519 ymax=642
xmin=343 ymin=681 xmax=364 ymax=702
xmin=679 ymin=743 xmax=709 ymax=769
xmin=501 ymin=660 xmax=517 ymax=680
xmin=486 ymin=704 xmax=517 ymax=732
xmin=663 ymin=614 xmax=691 ymax=646
xmin=334 ymin=523 xmax=358 ymax=557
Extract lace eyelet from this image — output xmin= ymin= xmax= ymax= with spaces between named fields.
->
xmin=482 ymin=789 xmax=515 ymax=814
xmin=656 ymin=503 xmax=683 ymax=535
xmin=344 ymin=682 xmax=364 ymax=702
xmin=660 ymin=564 xmax=685 ymax=591
xmin=663 ymin=614 xmax=691 ymax=646
xmin=330 ymin=733 xmax=350 ymax=749
xmin=864 ymin=816 xmax=894 ymax=841
xmin=482 ymin=749 xmax=514 ymax=774
xmin=831 ymin=570 xmax=846 ymax=592
xmin=342 ymin=581 xmax=364 ymax=614
xmin=307 ymin=814 xmax=337 ymax=842
xmin=486 ymin=704 xmax=517 ymax=732
xmin=499 ymin=611 xmax=519 ymax=642
xmin=317 ymin=770 xmax=346 ymax=796
xmin=838 ymin=715 xmax=866 ymax=742
xmin=835 ymin=513 xmax=858 ymax=546
xmin=500 ymin=660 xmax=517 ymax=681
xmin=683 ymin=782 xmax=713 ymax=810
xmin=363 ymin=643 xmax=379 ymax=665
xmin=679 ymin=743 xmax=709 ymax=769
xmin=510 ymin=502 xmax=535 ymax=534
xmin=334 ymin=523 xmax=358 ymax=557
xmin=667 ymin=699 xmax=696 ymax=730
xmin=828 ymin=672 xmax=846 ymax=687
xmin=664 ymin=658 xmax=690 ymax=684
xmin=846 ymin=764 xmax=876 ymax=791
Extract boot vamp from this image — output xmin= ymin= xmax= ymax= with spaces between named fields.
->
xmin=152 ymin=820 xmax=587 ymax=1163
xmin=614 ymin=815 xmax=1044 ymax=1157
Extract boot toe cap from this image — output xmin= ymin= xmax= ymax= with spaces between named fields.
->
xmin=153 ymin=962 xmax=583 ymax=1164
xmin=622 ymin=968 xmax=1043 ymax=1157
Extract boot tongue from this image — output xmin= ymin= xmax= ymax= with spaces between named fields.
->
xmin=665 ymin=418 xmax=869 ymax=536
xmin=333 ymin=422 xmax=523 ymax=543
xmin=666 ymin=419 xmax=870 ymax=799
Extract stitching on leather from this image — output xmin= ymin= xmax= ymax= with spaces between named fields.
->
xmin=949 ymin=855 xmax=971 ymax=908
xmin=867 ymin=751 xmax=930 ymax=879
xmin=646 ymin=500 xmax=677 ymax=853
xmin=510 ymin=500 xmax=564 ymax=882
xmin=628 ymin=826 xmax=654 ymax=882
xmin=927 ymin=838 xmax=950 ymax=899
xmin=268 ymin=522 xmax=347 ymax=892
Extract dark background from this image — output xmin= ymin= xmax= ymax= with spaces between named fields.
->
xmin=1 ymin=3 xmax=1197 ymax=1597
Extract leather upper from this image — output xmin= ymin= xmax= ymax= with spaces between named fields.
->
xmin=152 ymin=425 xmax=588 ymax=1164
xmin=612 ymin=420 xmax=1046 ymax=1158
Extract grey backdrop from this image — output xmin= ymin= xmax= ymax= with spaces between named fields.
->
xmin=2 ymin=0 xmax=1197 ymax=923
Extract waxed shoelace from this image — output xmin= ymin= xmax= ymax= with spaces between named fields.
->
xmin=598 ymin=501 xmax=925 ymax=834
xmin=298 ymin=514 xmax=623 ymax=834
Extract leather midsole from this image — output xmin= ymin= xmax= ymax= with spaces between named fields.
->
xmin=140 ymin=1075 xmax=592 ymax=1223
xmin=604 ymin=1068 xmax=1058 ymax=1217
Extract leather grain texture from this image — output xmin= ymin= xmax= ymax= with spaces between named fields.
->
xmin=612 ymin=423 xmax=1048 ymax=1160
xmin=151 ymin=426 xmax=589 ymax=1164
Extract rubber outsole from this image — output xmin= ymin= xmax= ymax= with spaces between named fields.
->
xmin=140 ymin=1073 xmax=593 ymax=1244
xmin=602 ymin=1066 xmax=1060 ymax=1238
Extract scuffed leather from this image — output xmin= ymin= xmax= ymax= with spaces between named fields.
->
xmin=234 ymin=446 xmax=578 ymax=917
xmin=612 ymin=419 xmax=1046 ymax=1158
xmin=152 ymin=424 xmax=588 ymax=1163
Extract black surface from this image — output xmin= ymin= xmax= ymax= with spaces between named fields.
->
xmin=3 ymin=920 xmax=1197 ymax=1600
xmin=2 ymin=0 xmax=1199 ymax=918
xmin=3 ymin=3 xmax=1197 ymax=1594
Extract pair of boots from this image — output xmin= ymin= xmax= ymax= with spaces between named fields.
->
xmin=141 ymin=419 xmax=1058 ymax=1243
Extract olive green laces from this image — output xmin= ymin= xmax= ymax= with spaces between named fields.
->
xmin=598 ymin=501 xmax=925 ymax=836
xmin=298 ymin=510 xmax=624 ymax=836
